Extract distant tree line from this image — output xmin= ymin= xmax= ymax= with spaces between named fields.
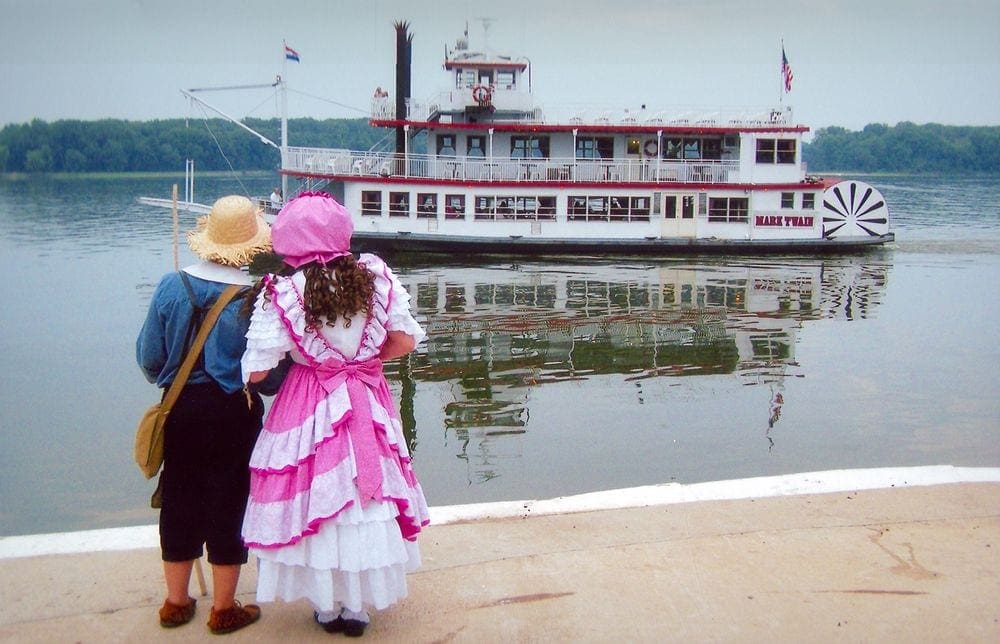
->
xmin=0 ymin=118 xmax=996 ymax=174
xmin=0 ymin=117 xmax=386 ymax=173
xmin=803 ymin=123 xmax=999 ymax=173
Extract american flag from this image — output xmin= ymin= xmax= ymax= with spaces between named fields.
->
xmin=781 ymin=47 xmax=793 ymax=92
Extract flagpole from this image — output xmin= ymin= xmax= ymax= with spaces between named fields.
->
xmin=779 ymin=39 xmax=784 ymax=107
xmin=280 ymin=41 xmax=289 ymax=200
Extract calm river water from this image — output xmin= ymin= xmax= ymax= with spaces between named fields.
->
xmin=0 ymin=173 xmax=997 ymax=537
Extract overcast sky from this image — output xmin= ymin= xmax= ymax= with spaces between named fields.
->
xmin=2 ymin=0 xmax=998 ymax=133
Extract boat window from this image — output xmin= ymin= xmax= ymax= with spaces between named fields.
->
xmin=702 ymin=138 xmax=722 ymax=160
xmin=755 ymin=139 xmax=776 ymax=163
xmin=437 ymin=135 xmax=456 ymax=157
xmin=389 ymin=192 xmax=409 ymax=217
xmin=755 ymin=138 xmax=796 ymax=164
xmin=663 ymin=139 xmax=683 ymax=160
xmin=497 ymin=198 xmax=514 ymax=216
xmin=628 ymin=197 xmax=651 ymax=221
xmin=466 ymin=135 xmax=486 ymax=158
xmin=510 ymin=136 xmax=550 ymax=159
xmin=776 ymin=139 xmax=796 ymax=164
xmin=708 ymin=197 xmax=749 ymax=223
xmin=497 ymin=70 xmax=515 ymax=89
xmin=683 ymin=139 xmax=700 ymax=160
xmin=575 ymin=137 xmax=614 ymax=159
xmin=802 ymin=193 xmax=816 ymax=210
xmin=627 ymin=137 xmax=641 ymax=155
xmin=474 ymin=196 xmax=496 ymax=219
xmin=458 ymin=70 xmax=476 ymax=88
xmin=781 ymin=192 xmax=795 ymax=209
xmin=417 ymin=193 xmax=437 ymax=218
xmin=538 ymin=197 xmax=556 ymax=220
xmin=515 ymin=197 xmax=535 ymax=215
xmin=445 ymin=194 xmax=465 ymax=219
xmin=361 ymin=191 xmax=381 ymax=217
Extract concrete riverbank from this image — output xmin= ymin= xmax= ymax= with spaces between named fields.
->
xmin=1 ymin=466 xmax=998 ymax=642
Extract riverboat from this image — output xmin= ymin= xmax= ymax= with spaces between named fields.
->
xmin=280 ymin=22 xmax=893 ymax=255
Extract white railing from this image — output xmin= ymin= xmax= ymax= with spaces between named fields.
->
xmin=285 ymin=146 xmax=739 ymax=184
xmin=369 ymin=88 xmax=794 ymax=128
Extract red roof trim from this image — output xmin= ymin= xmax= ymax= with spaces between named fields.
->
xmin=370 ymin=118 xmax=809 ymax=135
xmin=444 ymin=61 xmax=527 ymax=70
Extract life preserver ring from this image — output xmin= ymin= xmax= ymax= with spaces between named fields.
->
xmin=643 ymin=139 xmax=659 ymax=157
xmin=472 ymin=84 xmax=492 ymax=105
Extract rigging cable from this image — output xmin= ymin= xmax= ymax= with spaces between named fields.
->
xmin=193 ymin=102 xmax=252 ymax=199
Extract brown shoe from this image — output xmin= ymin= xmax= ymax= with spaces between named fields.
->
xmin=159 ymin=597 xmax=196 ymax=628
xmin=208 ymin=601 xmax=261 ymax=635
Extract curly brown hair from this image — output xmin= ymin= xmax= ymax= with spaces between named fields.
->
xmin=301 ymin=256 xmax=376 ymax=330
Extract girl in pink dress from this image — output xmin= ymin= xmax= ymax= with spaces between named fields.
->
xmin=240 ymin=193 xmax=429 ymax=636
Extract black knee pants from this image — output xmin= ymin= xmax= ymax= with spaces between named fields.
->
xmin=159 ymin=383 xmax=262 ymax=565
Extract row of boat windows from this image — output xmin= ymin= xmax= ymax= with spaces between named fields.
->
xmin=435 ymin=135 xmax=795 ymax=164
xmin=455 ymin=69 xmax=517 ymax=90
xmin=360 ymin=191 xmax=754 ymax=223
xmin=412 ymin=281 xmax=764 ymax=314
xmin=361 ymin=191 xmax=655 ymax=222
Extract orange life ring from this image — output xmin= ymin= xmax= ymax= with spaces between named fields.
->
xmin=472 ymin=84 xmax=492 ymax=105
xmin=643 ymin=139 xmax=659 ymax=157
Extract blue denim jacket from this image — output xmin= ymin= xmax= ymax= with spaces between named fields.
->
xmin=136 ymin=267 xmax=251 ymax=395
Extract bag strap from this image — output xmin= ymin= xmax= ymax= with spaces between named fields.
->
xmin=158 ymin=278 xmax=243 ymax=414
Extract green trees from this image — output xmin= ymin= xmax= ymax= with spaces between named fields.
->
xmin=0 ymin=117 xmax=381 ymax=173
xmin=0 ymin=117 xmax=996 ymax=174
xmin=804 ymin=123 xmax=998 ymax=173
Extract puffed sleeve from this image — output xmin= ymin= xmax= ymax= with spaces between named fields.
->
xmin=240 ymin=277 xmax=296 ymax=382
xmin=361 ymin=253 xmax=426 ymax=346
xmin=385 ymin=265 xmax=427 ymax=345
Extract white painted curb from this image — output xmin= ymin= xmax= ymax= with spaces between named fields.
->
xmin=2 ymin=465 xmax=998 ymax=560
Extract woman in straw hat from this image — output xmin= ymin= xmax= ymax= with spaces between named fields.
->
xmin=137 ymin=195 xmax=271 ymax=634
xmin=240 ymin=192 xmax=429 ymax=637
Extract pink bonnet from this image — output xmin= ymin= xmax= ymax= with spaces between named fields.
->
xmin=271 ymin=192 xmax=354 ymax=268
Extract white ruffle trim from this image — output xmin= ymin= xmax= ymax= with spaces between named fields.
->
xmin=241 ymin=288 xmax=295 ymax=379
xmin=251 ymin=501 xmax=421 ymax=613
xmin=243 ymin=449 xmax=430 ymax=548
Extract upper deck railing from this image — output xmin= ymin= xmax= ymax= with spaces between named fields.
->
xmin=372 ymin=95 xmax=796 ymax=128
xmin=285 ymin=146 xmax=740 ymax=184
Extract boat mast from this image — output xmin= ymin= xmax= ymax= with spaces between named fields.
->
xmin=180 ymin=87 xmax=280 ymax=148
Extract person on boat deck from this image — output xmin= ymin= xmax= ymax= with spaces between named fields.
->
xmin=269 ymin=187 xmax=282 ymax=210
xmin=240 ymin=192 xmax=430 ymax=637
xmin=136 ymin=195 xmax=271 ymax=634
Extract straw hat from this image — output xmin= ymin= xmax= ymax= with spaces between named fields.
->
xmin=187 ymin=195 xmax=272 ymax=267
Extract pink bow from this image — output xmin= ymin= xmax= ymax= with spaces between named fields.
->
xmin=314 ymin=357 xmax=385 ymax=505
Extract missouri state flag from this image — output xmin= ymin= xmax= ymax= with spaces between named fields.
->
xmin=284 ymin=43 xmax=300 ymax=62
xmin=781 ymin=46 xmax=793 ymax=92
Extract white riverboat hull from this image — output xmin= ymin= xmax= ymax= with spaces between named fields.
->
xmin=349 ymin=229 xmax=894 ymax=256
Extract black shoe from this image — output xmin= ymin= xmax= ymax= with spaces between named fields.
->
xmin=341 ymin=618 xmax=367 ymax=637
xmin=314 ymin=611 xmax=346 ymax=633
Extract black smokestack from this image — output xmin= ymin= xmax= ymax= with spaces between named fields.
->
xmin=394 ymin=21 xmax=412 ymax=154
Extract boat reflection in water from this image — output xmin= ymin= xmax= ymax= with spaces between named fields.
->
xmin=381 ymin=257 xmax=890 ymax=503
